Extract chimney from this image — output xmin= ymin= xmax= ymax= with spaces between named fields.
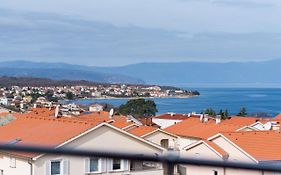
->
xmin=215 ymin=115 xmax=222 ymax=124
xmin=109 ymin=108 xmax=114 ymax=119
xmin=203 ymin=115 xmax=209 ymax=123
xmin=272 ymin=121 xmax=280 ymax=131
xmin=200 ymin=114 xmax=204 ymax=122
xmin=55 ymin=105 xmax=60 ymax=118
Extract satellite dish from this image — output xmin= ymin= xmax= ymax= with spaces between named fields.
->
xmin=55 ymin=105 xmax=60 ymax=118
xmin=109 ymin=109 xmax=114 ymax=118
xmin=263 ymin=122 xmax=272 ymax=130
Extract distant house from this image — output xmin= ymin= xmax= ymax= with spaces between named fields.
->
xmin=0 ymin=97 xmax=9 ymax=105
xmin=23 ymin=96 xmax=33 ymax=103
xmin=89 ymin=104 xmax=104 ymax=112
xmin=152 ymin=113 xmax=192 ymax=129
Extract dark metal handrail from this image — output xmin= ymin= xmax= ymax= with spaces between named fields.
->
xmin=0 ymin=144 xmax=280 ymax=174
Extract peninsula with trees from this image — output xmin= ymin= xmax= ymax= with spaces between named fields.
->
xmin=0 ymin=76 xmax=200 ymax=112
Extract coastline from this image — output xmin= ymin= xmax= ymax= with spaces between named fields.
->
xmin=61 ymin=95 xmax=199 ymax=102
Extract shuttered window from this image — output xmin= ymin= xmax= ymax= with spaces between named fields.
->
xmin=85 ymin=157 xmax=104 ymax=173
xmin=90 ymin=158 xmax=99 ymax=172
xmin=45 ymin=159 xmax=69 ymax=175
xmin=51 ymin=161 xmax=61 ymax=175
xmin=113 ymin=159 xmax=121 ymax=170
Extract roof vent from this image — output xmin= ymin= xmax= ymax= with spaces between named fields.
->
xmin=8 ymin=138 xmax=22 ymax=145
xmin=0 ymin=114 xmax=16 ymax=126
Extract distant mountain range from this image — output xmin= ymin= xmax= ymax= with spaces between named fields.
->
xmin=93 ymin=60 xmax=281 ymax=87
xmin=0 ymin=61 xmax=144 ymax=84
xmin=1 ymin=60 xmax=281 ymax=87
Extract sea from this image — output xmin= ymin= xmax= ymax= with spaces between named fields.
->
xmin=67 ymin=88 xmax=281 ymax=117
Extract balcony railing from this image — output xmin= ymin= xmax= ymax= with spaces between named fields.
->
xmin=0 ymin=144 xmax=281 ymax=175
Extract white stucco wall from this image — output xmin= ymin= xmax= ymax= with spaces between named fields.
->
xmin=144 ymin=130 xmax=178 ymax=149
xmin=0 ymin=154 xmax=31 ymax=175
xmin=152 ymin=118 xmax=182 ymax=129
xmin=177 ymin=136 xmax=199 ymax=150
xmin=180 ymin=143 xmax=223 ymax=161
xmin=212 ymin=136 xmax=256 ymax=163
xmin=34 ymin=125 xmax=164 ymax=175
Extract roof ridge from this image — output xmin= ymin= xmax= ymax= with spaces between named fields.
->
xmin=23 ymin=116 xmax=95 ymax=125
xmin=221 ymin=130 xmax=280 ymax=134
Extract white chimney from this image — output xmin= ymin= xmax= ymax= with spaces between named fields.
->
xmin=200 ymin=114 xmax=204 ymax=122
xmin=109 ymin=108 xmax=114 ymax=119
xmin=271 ymin=121 xmax=280 ymax=131
xmin=215 ymin=115 xmax=221 ymax=124
xmin=55 ymin=105 xmax=60 ymax=118
xmin=203 ymin=115 xmax=209 ymax=123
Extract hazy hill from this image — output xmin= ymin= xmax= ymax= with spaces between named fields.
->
xmin=0 ymin=76 xmax=105 ymax=87
xmin=1 ymin=60 xmax=281 ymax=87
xmin=0 ymin=61 xmax=144 ymax=84
xmin=92 ymin=60 xmax=281 ymax=87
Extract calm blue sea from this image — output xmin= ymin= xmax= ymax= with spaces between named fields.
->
xmin=68 ymin=88 xmax=281 ymax=117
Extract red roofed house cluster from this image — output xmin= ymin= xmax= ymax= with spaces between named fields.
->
xmin=0 ymin=107 xmax=281 ymax=175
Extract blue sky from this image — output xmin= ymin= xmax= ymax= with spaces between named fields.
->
xmin=0 ymin=0 xmax=281 ymax=66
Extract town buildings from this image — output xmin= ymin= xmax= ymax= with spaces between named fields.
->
xmin=0 ymin=85 xmax=196 ymax=112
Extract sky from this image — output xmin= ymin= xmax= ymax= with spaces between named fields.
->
xmin=1 ymin=0 xmax=281 ymax=66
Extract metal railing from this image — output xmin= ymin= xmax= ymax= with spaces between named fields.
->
xmin=0 ymin=144 xmax=280 ymax=175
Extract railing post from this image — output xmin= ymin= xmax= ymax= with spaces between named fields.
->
xmin=166 ymin=162 xmax=175 ymax=175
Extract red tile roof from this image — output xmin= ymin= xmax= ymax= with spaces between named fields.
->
xmin=165 ymin=117 xmax=258 ymax=139
xmin=79 ymin=111 xmax=127 ymax=123
xmin=128 ymin=126 xmax=158 ymax=137
xmin=220 ymin=131 xmax=281 ymax=161
xmin=110 ymin=121 xmax=135 ymax=129
xmin=0 ymin=115 xmax=99 ymax=158
xmin=204 ymin=140 xmax=229 ymax=158
xmin=274 ymin=113 xmax=281 ymax=120
xmin=154 ymin=113 xmax=191 ymax=120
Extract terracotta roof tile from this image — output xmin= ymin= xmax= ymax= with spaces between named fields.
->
xmin=110 ymin=121 xmax=135 ymax=129
xmin=165 ymin=117 xmax=258 ymax=139
xmin=128 ymin=126 xmax=158 ymax=137
xmin=79 ymin=111 xmax=127 ymax=123
xmin=0 ymin=115 xmax=99 ymax=158
xmin=154 ymin=113 xmax=190 ymax=120
xmin=220 ymin=131 xmax=281 ymax=161
xmin=274 ymin=113 xmax=281 ymax=120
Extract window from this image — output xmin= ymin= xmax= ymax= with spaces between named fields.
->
xmin=90 ymin=158 xmax=99 ymax=172
xmin=51 ymin=161 xmax=61 ymax=175
xmin=160 ymin=139 xmax=169 ymax=149
xmin=213 ymin=170 xmax=218 ymax=175
xmin=113 ymin=159 xmax=121 ymax=170
xmin=9 ymin=157 xmax=16 ymax=168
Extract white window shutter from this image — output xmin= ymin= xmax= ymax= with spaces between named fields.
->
xmin=107 ymin=158 xmax=113 ymax=172
xmin=122 ymin=160 xmax=130 ymax=171
xmin=85 ymin=158 xmax=90 ymax=173
xmin=100 ymin=158 xmax=107 ymax=173
xmin=63 ymin=160 xmax=69 ymax=175
xmin=45 ymin=161 xmax=51 ymax=175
